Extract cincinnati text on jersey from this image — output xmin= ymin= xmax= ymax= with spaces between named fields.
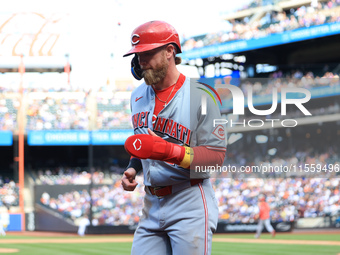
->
xmin=132 ymin=111 xmax=191 ymax=146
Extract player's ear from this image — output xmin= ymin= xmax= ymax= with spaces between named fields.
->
xmin=165 ymin=44 xmax=175 ymax=59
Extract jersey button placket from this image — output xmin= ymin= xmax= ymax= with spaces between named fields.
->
xmin=159 ymin=197 xmax=166 ymax=228
xmin=150 ymin=94 xmax=155 ymax=128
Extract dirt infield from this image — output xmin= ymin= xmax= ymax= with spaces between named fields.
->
xmin=1 ymin=231 xmax=340 ymax=254
xmin=0 ymin=249 xmax=19 ymax=253
xmin=213 ymin=238 xmax=340 ymax=246
xmin=1 ymin=237 xmax=340 ymax=246
xmin=2 ymin=230 xmax=340 ymax=246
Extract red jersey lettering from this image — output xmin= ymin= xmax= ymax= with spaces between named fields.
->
xmin=154 ymin=117 xmax=167 ymax=132
xmin=138 ymin=112 xmax=146 ymax=128
xmin=164 ymin=119 xmax=173 ymax=135
xmin=170 ymin=122 xmax=178 ymax=139
xmin=178 ymin=124 xmax=188 ymax=142
xmin=133 ymin=111 xmax=149 ymax=129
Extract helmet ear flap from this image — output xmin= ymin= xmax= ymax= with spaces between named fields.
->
xmin=131 ymin=54 xmax=143 ymax=80
xmin=171 ymin=43 xmax=181 ymax=55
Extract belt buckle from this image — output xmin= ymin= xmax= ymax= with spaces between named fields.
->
xmin=153 ymin=186 xmax=164 ymax=199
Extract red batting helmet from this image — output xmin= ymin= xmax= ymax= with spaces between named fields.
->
xmin=123 ymin=20 xmax=182 ymax=57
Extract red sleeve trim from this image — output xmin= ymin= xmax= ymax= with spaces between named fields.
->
xmin=191 ymin=146 xmax=226 ymax=168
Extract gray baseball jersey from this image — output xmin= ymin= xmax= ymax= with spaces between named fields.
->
xmin=129 ymin=75 xmax=226 ymax=255
xmin=130 ymin=76 xmax=226 ymax=185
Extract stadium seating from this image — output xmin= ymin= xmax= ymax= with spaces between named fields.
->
xmin=181 ymin=0 xmax=340 ymax=50
xmin=0 ymin=70 xmax=338 ymax=131
xmin=36 ymin=171 xmax=339 ymax=225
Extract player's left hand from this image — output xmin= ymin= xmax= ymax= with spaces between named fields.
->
xmin=147 ymin=128 xmax=158 ymax=137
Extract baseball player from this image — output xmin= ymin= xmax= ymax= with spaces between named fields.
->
xmin=77 ymin=215 xmax=90 ymax=236
xmin=255 ymin=194 xmax=276 ymax=238
xmin=0 ymin=205 xmax=10 ymax=236
xmin=121 ymin=21 xmax=227 ymax=255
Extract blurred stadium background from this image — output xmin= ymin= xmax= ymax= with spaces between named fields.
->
xmin=0 ymin=0 xmax=340 ymax=249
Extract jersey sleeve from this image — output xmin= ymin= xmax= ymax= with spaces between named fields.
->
xmin=189 ymin=80 xmax=227 ymax=178
xmin=190 ymin=81 xmax=227 ymax=151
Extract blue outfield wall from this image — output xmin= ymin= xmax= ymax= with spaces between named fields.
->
xmin=0 ymin=131 xmax=13 ymax=146
xmin=27 ymin=129 xmax=134 ymax=146
xmin=6 ymin=214 xmax=22 ymax=231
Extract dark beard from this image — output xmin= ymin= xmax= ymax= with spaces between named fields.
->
xmin=143 ymin=55 xmax=169 ymax=85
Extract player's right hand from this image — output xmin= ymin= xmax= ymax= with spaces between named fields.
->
xmin=121 ymin=168 xmax=138 ymax=191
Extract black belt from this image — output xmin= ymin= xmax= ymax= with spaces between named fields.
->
xmin=148 ymin=179 xmax=204 ymax=198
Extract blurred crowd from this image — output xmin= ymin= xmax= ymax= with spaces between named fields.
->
xmin=0 ymin=95 xmax=19 ymax=131
xmin=182 ymin=0 xmax=340 ymax=51
xmin=0 ymin=90 xmax=133 ymax=131
xmin=38 ymin=166 xmax=340 ymax=226
xmin=215 ymin=177 xmax=340 ymax=223
xmin=35 ymin=168 xmax=109 ymax=185
xmin=26 ymin=96 xmax=90 ymax=130
xmin=96 ymin=95 xmax=132 ymax=130
xmin=0 ymin=176 xmax=19 ymax=208
xmin=1 ymin=70 xmax=339 ymax=131
xmin=40 ymin=174 xmax=144 ymax=226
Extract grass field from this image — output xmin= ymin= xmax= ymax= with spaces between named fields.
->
xmin=0 ymin=232 xmax=339 ymax=255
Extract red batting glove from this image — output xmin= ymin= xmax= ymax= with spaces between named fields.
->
xmin=124 ymin=134 xmax=185 ymax=165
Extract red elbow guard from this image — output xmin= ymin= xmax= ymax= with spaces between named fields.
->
xmin=124 ymin=134 xmax=192 ymax=167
